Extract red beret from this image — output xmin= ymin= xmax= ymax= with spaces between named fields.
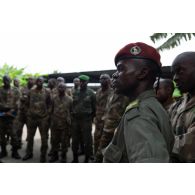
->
xmin=114 ymin=42 xmax=161 ymax=68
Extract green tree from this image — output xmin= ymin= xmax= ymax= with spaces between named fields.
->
xmin=150 ymin=33 xmax=195 ymax=51
xmin=0 ymin=63 xmax=41 ymax=86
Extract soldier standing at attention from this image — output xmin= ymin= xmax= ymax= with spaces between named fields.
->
xmin=13 ymin=78 xmax=21 ymax=104
xmin=71 ymin=75 xmax=96 ymax=162
xmin=47 ymin=78 xmax=57 ymax=156
xmin=0 ymin=75 xmax=21 ymax=159
xmin=13 ymin=77 xmax=34 ymax=148
xmin=71 ymin=77 xmax=80 ymax=95
xmin=23 ymin=77 xmax=51 ymax=162
xmin=71 ymin=77 xmax=84 ymax=155
xmin=153 ymin=78 xmax=175 ymax=111
xmin=169 ymin=52 xmax=195 ymax=162
xmin=94 ymin=74 xmax=113 ymax=155
xmin=48 ymin=78 xmax=57 ymax=97
xmin=49 ymin=83 xmax=73 ymax=163
xmin=103 ymin=42 xmax=174 ymax=163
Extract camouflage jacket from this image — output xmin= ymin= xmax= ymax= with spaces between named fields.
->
xmin=95 ymin=87 xmax=113 ymax=122
xmin=53 ymin=87 xmax=72 ymax=97
xmin=169 ymin=93 xmax=195 ymax=162
xmin=51 ymin=95 xmax=73 ymax=125
xmin=98 ymin=93 xmax=129 ymax=149
xmin=104 ymin=90 xmax=174 ymax=163
xmin=18 ymin=86 xmax=32 ymax=113
xmin=27 ymin=87 xmax=51 ymax=118
xmin=72 ymin=87 xmax=96 ymax=117
xmin=102 ymin=93 xmax=129 ymax=133
xmin=0 ymin=86 xmax=19 ymax=112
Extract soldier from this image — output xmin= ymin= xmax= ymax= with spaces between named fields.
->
xmin=54 ymin=77 xmax=71 ymax=96
xmin=71 ymin=77 xmax=80 ymax=95
xmin=153 ymin=78 xmax=175 ymax=111
xmin=47 ymin=78 xmax=57 ymax=156
xmin=0 ymin=75 xmax=21 ymax=159
xmin=94 ymin=74 xmax=113 ymax=155
xmin=22 ymin=77 xmax=51 ymax=162
xmin=13 ymin=77 xmax=34 ymax=147
xmin=48 ymin=78 xmax=57 ymax=96
xmin=70 ymin=77 xmax=84 ymax=155
xmin=169 ymin=52 xmax=195 ymax=162
xmin=71 ymin=74 xmax=96 ymax=162
xmin=49 ymin=83 xmax=73 ymax=163
xmin=95 ymin=93 xmax=129 ymax=162
xmin=103 ymin=42 xmax=174 ymax=163
xmin=13 ymin=78 xmax=20 ymax=88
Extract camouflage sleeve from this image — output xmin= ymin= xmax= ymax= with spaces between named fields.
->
xmin=45 ymin=89 xmax=52 ymax=113
xmin=103 ymin=95 xmax=129 ymax=133
xmin=13 ymin=88 xmax=21 ymax=111
xmin=98 ymin=95 xmax=129 ymax=149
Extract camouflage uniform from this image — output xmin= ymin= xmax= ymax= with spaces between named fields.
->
xmin=72 ymin=87 xmax=96 ymax=161
xmin=169 ymin=93 xmax=195 ymax=162
xmin=25 ymin=87 xmax=51 ymax=158
xmin=95 ymin=93 xmax=129 ymax=162
xmin=12 ymin=86 xmax=31 ymax=145
xmin=0 ymin=86 xmax=20 ymax=153
xmin=104 ymin=90 xmax=174 ymax=163
xmin=94 ymin=87 xmax=113 ymax=154
xmin=48 ymin=88 xmax=57 ymax=142
xmin=50 ymin=94 xmax=72 ymax=161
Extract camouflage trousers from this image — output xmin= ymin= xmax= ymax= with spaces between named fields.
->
xmin=94 ymin=119 xmax=104 ymax=154
xmin=13 ymin=112 xmax=27 ymax=144
xmin=0 ymin=117 xmax=20 ymax=149
xmin=26 ymin=116 xmax=49 ymax=156
xmin=71 ymin=115 xmax=93 ymax=157
xmin=50 ymin=127 xmax=69 ymax=155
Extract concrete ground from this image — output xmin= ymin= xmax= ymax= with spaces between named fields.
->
xmin=1 ymin=125 xmax=87 ymax=163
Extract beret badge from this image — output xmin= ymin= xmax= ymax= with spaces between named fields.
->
xmin=130 ymin=46 xmax=141 ymax=55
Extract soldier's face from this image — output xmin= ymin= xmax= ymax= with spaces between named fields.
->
xmin=155 ymin=83 xmax=170 ymax=104
xmin=58 ymin=85 xmax=66 ymax=93
xmin=3 ymin=77 xmax=11 ymax=87
xmin=74 ymin=79 xmax=80 ymax=87
xmin=28 ymin=78 xmax=34 ymax=86
xmin=113 ymin=59 xmax=138 ymax=96
xmin=80 ymin=80 xmax=87 ymax=89
xmin=36 ymin=79 xmax=43 ymax=87
xmin=172 ymin=59 xmax=195 ymax=94
xmin=14 ymin=80 xmax=19 ymax=87
xmin=100 ymin=75 xmax=110 ymax=87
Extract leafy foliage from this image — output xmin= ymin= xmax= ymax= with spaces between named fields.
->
xmin=0 ymin=63 xmax=41 ymax=87
xmin=150 ymin=33 xmax=195 ymax=51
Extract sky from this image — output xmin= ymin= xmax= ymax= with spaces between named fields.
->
xmin=0 ymin=32 xmax=195 ymax=75
xmin=0 ymin=0 xmax=194 ymax=75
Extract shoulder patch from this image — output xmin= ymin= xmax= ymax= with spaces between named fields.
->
xmin=125 ymin=100 xmax=139 ymax=113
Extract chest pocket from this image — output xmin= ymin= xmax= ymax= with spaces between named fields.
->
xmin=83 ymin=95 xmax=91 ymax=107
xmin=103 ymin=143 xmax=122 ymax=163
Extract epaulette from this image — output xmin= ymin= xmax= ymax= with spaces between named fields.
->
xmin=125 ymin=99 xmax=139 ymax=113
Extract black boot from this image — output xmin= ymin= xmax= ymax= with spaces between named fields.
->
xmin=60 ymin=152 xmax=67 ymax=163
xmin=49 ymin=154 xmax=59 ymax=163
xmin=84 ymin=155 xmax=89 ymax=163
xmin=12 ymin=149 xmax=21 ymax=159
xmin=40 ymin=154 xmax=46 ymax=163
xmin=72 ymin=152 xmax=78 ymax=163
xmin=22 ymin=153 xmax=33 ymax=161
xmin=0 ymin=146 xmax=7 ymax=158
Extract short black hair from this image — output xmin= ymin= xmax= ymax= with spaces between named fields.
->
xmin=160 ymin=79 xmax=175 ymax=93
